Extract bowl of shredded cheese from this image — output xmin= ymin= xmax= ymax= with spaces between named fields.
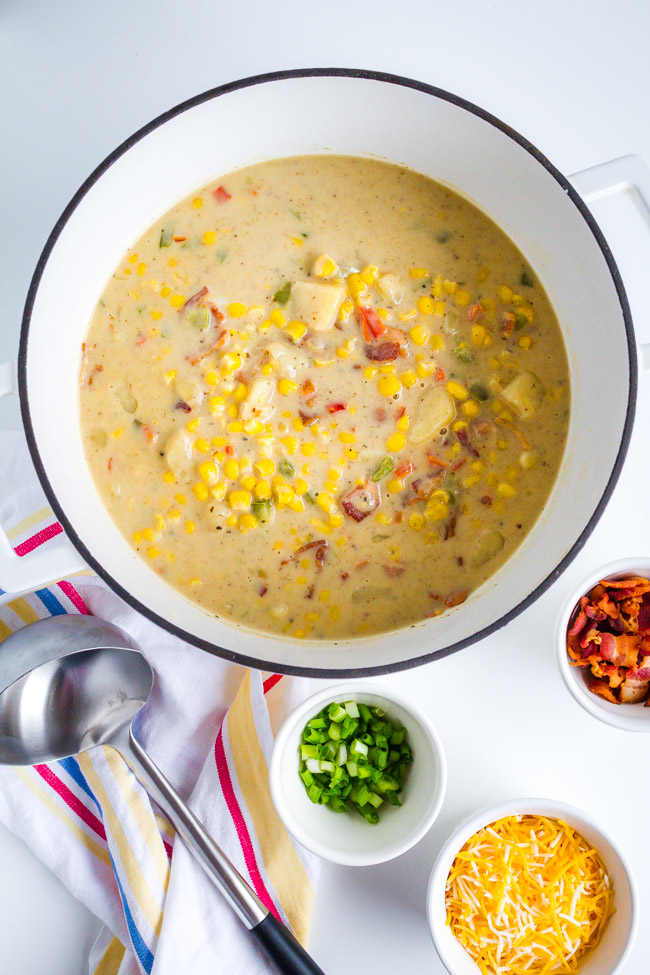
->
xmin=427 ymin=798 xmax=636 ymax=975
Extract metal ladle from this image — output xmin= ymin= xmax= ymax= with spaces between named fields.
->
xmin=0 ymin=615 xmax=323 ymax=975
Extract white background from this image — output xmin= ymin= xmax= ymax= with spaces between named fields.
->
xmin=1 ymin=0 xmax=649 ymax=972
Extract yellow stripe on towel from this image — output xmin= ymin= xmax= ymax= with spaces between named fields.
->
xmin=103 ymin=747 xmax=171 ymax=892
xmin=6 ymin=506 xmax=54 ymax=540
xmin=0 ymin=619 xmax=12 ymax=642
xmin=79 ymin=750 xmax=165 ymax=938
xmin=93 ymin=936 xmax=126 ymax=975
xmin=14 ymin=767 xmax=111 ymax=866
xmin=7 ymin=597 xmax=39 ymax=625
xmin=227 ymin=671 xmax=315 ymax=945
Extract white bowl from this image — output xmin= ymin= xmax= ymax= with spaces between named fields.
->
xmin=557 ymin=557 xmax=650 ymax=732
xmin=427 ymin=797 xmax=636 ymax=975
xmin=269 ymin=681 xmax=446 ymax=866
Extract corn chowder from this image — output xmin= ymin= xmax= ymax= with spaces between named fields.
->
xmin=80 ymin=156 xmax=570 ymax=639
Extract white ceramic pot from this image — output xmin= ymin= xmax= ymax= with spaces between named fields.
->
xmin=1 ymin=70 xmax=649 ymax=675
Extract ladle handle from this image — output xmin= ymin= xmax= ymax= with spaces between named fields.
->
xmin=121 ymin=730 xmax=326 ymax=975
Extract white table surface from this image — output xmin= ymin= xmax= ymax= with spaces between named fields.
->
xmin=1 ymin=0 xmax=649 ymax=971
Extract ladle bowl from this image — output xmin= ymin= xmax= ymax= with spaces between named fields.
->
xmin=0 ymin=615 xmax=323 ymax=975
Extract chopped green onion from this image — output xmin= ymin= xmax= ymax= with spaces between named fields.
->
xmin=251 ymin=499 xmax=274 ymax=523
xmin=520 ymin=270 xmax=535 ymax=288
xmin=278 ymin=459 xmax=295 ymax=478
xmin=371 ymin=456 xmax=395 ymax=482
xmin=298 ymin=699 xmax=413 ymax=822
xmin=273 ymin=281 xmax=292 ymax=305
xmin=159 ymin=228 xmax=173 ymax=248
xmin=514 ymin=312 xmax=528 ymax=331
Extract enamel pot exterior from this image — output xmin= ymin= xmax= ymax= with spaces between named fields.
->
xmin=19 ymin=70 xmax=636 ymax=675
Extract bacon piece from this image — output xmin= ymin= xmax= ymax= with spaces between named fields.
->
xmin=258 ymin=585 xmax=268 ymax=597
xmin=473 ymin=420 xmax=495 ymax=439
xmin=136 ymin=334 xmax=147 ymax=349
xmin=638 ymin=603 xmax=650 ymax=634
xmin=374 ymin=407 xmax=387 ymax=423
xmin=107 ymin=457 xmax=113 ymax=472
xmin=480 ymin=495 xmax=492 ymax=506
xmin=394 ymin=460 xmax=413 ymax=479
xmin=301 ymin=379 xmax=316 ymax=397
xmin=412 ymin=473 xmax=443 ymax=500
xmin=173 ymin=235 xmax=187 ymax=242
xmin=601 ymin=576 xmax=650 ymax=589
xmin=444 ymin=590 xmax=468 ymax=608
xmin=443 ymin=516 xmax=457 ymax=541
xmin=468 ymin=303 xmax=484 ymax=322
xmin=425 ymin=452 xmax=450 ymax=468
xmin=585 ymin=604 xmax=607 ymax=621
xmin=599 ymin=632 xmax=639 ymax=668
xmin=501 ymin=311 xmax=516 ymax=336
xmin=434 ymin=366 xmax=446 ymax=383
xmin=326 ymin=402 xmax=346 ymax=414
xmin=174 ymin=400 xmax=192 ymax=413
xmin=341 ymin=480 xmax=380 ymax=522
xmin=587 ymin=676 xmax=619 ymax=703
xmin=355 ymin=305 xmax=386 ymax=341
xmin=212 ymin=185 xmax=231 ymax=204
xmin=183 ymin=286 xmax=209 ymax=310
xmin=456 ymin=426 xmax=479 ymax=458
xmin=384 ymin=564 xmax=405 ymax=577
xmin=142 ymin=424 xmax=159 ymax=445
xmin=568 ymin=607 xmax=588 ymax=637
xmin=496 ymin=417 xmax=530 ymax=450
xmin=364 ymin=341 xmax=401 ymax=362
xmin=281 ymin=539 xmax=328 ymax=570
xmin=298 ymin=410 xmax=318 ymax=426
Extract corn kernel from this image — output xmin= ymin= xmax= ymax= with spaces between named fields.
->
xmin=164 ymin=369 xmax=177 ymax=385
xmin=344 ymin=447 xmax=358 ymax=460
xmin=338 ymin=432 xmax=356 ymax=444
xmin=409 ymin=513 xmax=425 ymax=532
xmin=278 ymin=378 xmax=297 ymax=395
xmin=192 ymin=438 xmax=209 ymax=455
xmin=169 ymin=294 xmax=186 ymax=308
xmin=347 ymin=272 xmax=365 ymax=297
xmin=425 ymin=501 xmax=448 ymax=521
xmin=239 ymin=475 xmax=256 ymax=492
xmin=238 ymin=513 xmax=258 ymax=532
xmin=313 ymin=253 xmax=338 ymax=278
xmin=409 ymin=268 xmax=429 ymax=279
xmin=398 ymin=308 xmax=417 ymax=322
xmin=385 ymin=478 xmax=403 ymax=494
xmin=498 ymin=285 xmax=513 ymax=304
xmin=274 ymin=483 xmax=295 ymax=505
xmin=336 ymin=347 xmax=350 ymax=359
xmin=396 ymin=415 xmax=409 ymax=432
xmin=455 ymin=290 xmax=471 ymax=307
xmin=227 ymin=421 xmax=244 ymax=434
xmin=463 ymin=474 xmax=481 ymax=488
xmin=198 ymin=460 xmax=218 ymax=485
xmin=428 ymin=300 xmax=444 ymax=318
xmin=270 ymin=309 xmax=286 ymax=329
xmin=209 ymin=482 xmax=226 ymax=502
xmin=222 ymin=352 xmax=242 ymax=373
xmin=377 ymin=375 xmax=401 ymax=397
xmin=203 ymin=230 xmax=216 ymax=245
xmin=329 ymin=605 xmax=341 ymax=621
xmin=252 ymin=479 xmax=270 ymax=500
xmin=281 ymin=436 xmax=297 ymax=454
xmin=328 ymin=513 xmax=343 ymax=527
xmin=142 ymin=528 xmax=157 ymax=542
xmin=252 ymin=459 xmax=273 ymax=478
xmin=208 ymin=396 xmax=224 ymax=415
xmin=518 ymin=336 xmax=532 ymax=349
xmin=160 ymin=471 xmax=175 ymax=486
xmin=223 ymin=459 xmax=239 ymax=480
xmin=375 ymin=512 xmax=392 ymax=525
xmin=338 ymin=297 xmax=354 ymax=322
xmin=364 ymin=366 xmax=378 ymax=380
xmin=446 ymin=380 xmax=468 ymax=401
xmin=228 ymin=302 xmax=247 ymax=318
xmin=316 ymin=491 xmax=336 ymax=514
xmin=497 ymin=438 xmax=509 ymax=450
xmin=410 ymin=323 xmax=430 ymax=344
xmin=229 ymin=490 xmax=251 ymax=510
xmin=133 ymin=531 xmax=142 ymax=544
xmin=430 ymin=335 xmax=445 ymax=354
xmin=193 ymin=482 xmax=209 ymax=501
xmin=318 ymin=590 xmax=331 ymax=603
xmin=399 ymin=370 xmax=416 ymax=389
xmin=416 ymin=296 xmax=434 ymax=317
xmin=462 ymin=400 xmax=480 ymax=419
xmin=301 ymin=442 xmax=317 ymax=457
xmin=416 ymin=361 xmax=434 ymax=379
xmin=386 ymin=431 xmax=406 ymax=452
xmin=286 ymin=320 xmax=307 ymax=342
xmin=186 ymin=418 xmax=200 ymax=433
xmin=497 ymin=482 xmax=517 ymax=498
xmin=360 ymin=264 xmax=378 ymax=285
xmin=471 ymin=325 xmax=487 ymax=346
xmin=442 ymin=279 xmax=457 ymax=295
xmin=159 ymin=286 xmax=171 ymax=298
xmin=147 ymin=547 xmax=160 ymax=559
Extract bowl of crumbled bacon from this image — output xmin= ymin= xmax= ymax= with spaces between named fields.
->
xmin=558 ymin=558 xmax=650 ymax=731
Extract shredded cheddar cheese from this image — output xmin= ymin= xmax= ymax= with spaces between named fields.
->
xmin=445 ymin=815 xmax=614 ymax=975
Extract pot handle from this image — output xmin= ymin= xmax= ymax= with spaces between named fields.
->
xmin=569 ymin=154 xmax=650 ymax=373
xmin=0 ymin=360 xmax=88 ymax=594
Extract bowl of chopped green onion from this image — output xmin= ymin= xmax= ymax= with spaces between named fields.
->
xmin=270 ymin=682 xmax=447 ymax=865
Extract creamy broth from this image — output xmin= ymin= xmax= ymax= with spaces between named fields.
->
xmin=80 ymin=156 xmax=570 ymax=639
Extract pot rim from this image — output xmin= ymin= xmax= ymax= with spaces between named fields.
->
xmin=18 ymin=67 xmax=638 ymax=677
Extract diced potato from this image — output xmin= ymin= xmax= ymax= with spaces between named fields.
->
xmin=472 ymin=530 xmax=505 ymax=567
xmin=408 ymin=386 xmax=455 ymax=444
xmin=266 ymin=342 xmax=309 ymax=378
xmin=175 ymin=375 xmax=203 ymax=408
xmin=290 ymin=281 xmax=345 ymax=332
xmin=376 ymin=273 xmax=404 ymax=304
xmin=117 ymin=383 xmax=137 ymax=414
xmin=502 ymin=371 xmax=544 ymax=420
xmin=239 ymin=377 xmax=276 ymax=422
xmin=164 ymin=429 xmax=194 ymax=479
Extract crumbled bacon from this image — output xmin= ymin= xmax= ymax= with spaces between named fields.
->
xmin=456 ymin=426 xmax=479 ymax=457
xmin=342 ymin=480 xmax=380 ymax=522
xmin=384 ymin=564 xmax=405 ymax=577
xmin=326 ymin=402 xmax=346 ymax=414
xmin=364 ymin=341 xmax=401 ymax=362
xmin=355 ymin=305 xmax=386 ymax=341
xmin=212 ymin=185 xmax=231 ymax=204
xmin=301 ymin=379 xmax=316 ymax=397
xmin=175 ymin=401 xmax=192 ymax=413
xmin=566 ymin=575 xmax=650 ymax=704
xmin=298 ymin=410 xmax=318 ymax=426
xmin=281 ymin=539 xmax=329 ymax=570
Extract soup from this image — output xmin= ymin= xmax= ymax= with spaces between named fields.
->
xmin=80 ymin=155 xmax=570 ymax=639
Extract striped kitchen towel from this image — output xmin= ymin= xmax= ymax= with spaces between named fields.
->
xmin=0 ymin=431 xmax=319 ymax=975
